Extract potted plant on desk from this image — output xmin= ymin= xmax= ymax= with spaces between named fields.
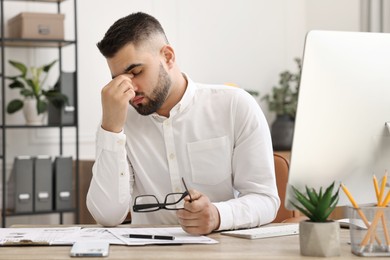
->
xmin=6 ymin=60 xmax=68 ymax=125
xmin=290 ymin=181 xmax=341 ymax=257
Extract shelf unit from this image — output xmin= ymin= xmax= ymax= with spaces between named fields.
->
xmin=0 ymin=0 xmax=79 ymax=227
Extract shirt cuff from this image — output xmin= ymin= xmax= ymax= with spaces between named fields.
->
xmin=97 ymin=126 xmax=126 ymax=152
xmin=213 ymin=202 xmax=233 ymax=231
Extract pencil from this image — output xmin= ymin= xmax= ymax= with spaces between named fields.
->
xmin=379 ymin=179 xmax=390 ymax=247
xmin=360 ymin=208 xmax=384 ymax=247
xmin=381 ymin=214 xmax=390 ymax=247
xmin=340 ymin=183 xmax=371 ymax=228
xmin=382 ymin=190 xmax=390 ymax=207
xmin=373 ymin=175 xmax=380 ymax=204
xmin=360 ymin=174 xmax=390 ymax=249
xmin=379 ymin=172 xmax=388 ymax=204
xmin=340 ymin=183 xmax=359 ymax=208
xmin=341 ymin=183 xmax=382 ymax=246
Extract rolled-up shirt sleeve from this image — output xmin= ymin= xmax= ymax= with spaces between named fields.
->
xmin=86 ymin=126 xmax=132 ymax=227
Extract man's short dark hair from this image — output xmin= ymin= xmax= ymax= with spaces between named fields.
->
xmin=97 ymin=12 xmax=168 ymax=58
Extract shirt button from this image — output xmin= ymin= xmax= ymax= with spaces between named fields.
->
xmin=117 ymin=140 xmax=125 ymax=145
xmin=169 ymin=153 xmax=175 ymax=160
xmin=120 ymin=172 xmax=125 ymax=176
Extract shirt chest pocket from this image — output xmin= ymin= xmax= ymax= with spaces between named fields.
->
xmin=187 ymin=136 xmax=231 ymax=185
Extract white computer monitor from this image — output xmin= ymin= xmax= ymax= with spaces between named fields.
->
xmin=285 ymin=30 xmax=390 ymax=209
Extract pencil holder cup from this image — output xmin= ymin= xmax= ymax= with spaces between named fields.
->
xmin=348 ymin=205 xmax=390 ymax=256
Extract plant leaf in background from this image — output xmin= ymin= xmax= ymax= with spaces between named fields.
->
xmin=262 ymin=57 xmax=302 ymax=119
xmin=6 ymin=59 xmax=68 ymax=115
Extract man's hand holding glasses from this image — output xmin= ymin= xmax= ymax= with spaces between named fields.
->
xmin=132 ymin=178 xmax=221 ymax=235
xmin=176 ymin=188 xmax=221 ymax=235
xmin=132 ymin=178 xmax=193 ymax=213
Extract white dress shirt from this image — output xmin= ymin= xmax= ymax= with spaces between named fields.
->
xmin=87 ymin=75 xmax=280 ymax=230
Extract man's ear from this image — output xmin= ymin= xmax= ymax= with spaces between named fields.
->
xmin=161 ymin=45 xmax=175 ymax=68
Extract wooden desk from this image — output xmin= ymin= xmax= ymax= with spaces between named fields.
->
xmin=0 ymin=225 xmax=382 ymax=259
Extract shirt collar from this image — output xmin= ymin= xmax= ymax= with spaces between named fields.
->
xmin=150 ymin=72 xmax=195 ymax=120
xmin=177 ymin=73 xmax=196 ymax=114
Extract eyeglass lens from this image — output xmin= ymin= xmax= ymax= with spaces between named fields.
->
xmin=133 ymin=192 xmax=188 ymax=212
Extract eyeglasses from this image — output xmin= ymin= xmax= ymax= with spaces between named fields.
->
xmin=133 ymin=178 xmax=192 ymax=213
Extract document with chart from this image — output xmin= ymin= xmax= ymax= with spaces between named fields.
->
xmin=0 ymin=227 xmax=81 ymax=245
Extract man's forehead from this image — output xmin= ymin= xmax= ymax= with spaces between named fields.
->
xmin=107 ymin=44 xmax=139 ymax=76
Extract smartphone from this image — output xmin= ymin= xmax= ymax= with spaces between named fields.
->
xmin=70 ymin=241 xmax=109 ymax=257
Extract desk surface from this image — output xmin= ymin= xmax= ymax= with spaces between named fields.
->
xmin=0 ymin=225 xmax=385 ymax=260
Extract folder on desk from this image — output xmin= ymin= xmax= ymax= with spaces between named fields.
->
xmin=34 ymin=155 xmax=53 ymax=212
xmin=53 ymin=156 xmax=73 ymax=210
xmin=7 ymin=156 xmax=34 ymax=213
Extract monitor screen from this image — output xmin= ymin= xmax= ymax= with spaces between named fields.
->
xmin=285 ymin=30 xmax=390 ymax=209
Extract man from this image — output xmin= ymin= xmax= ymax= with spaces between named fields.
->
xmin=87 ymin=12 xmax=280 ymax=235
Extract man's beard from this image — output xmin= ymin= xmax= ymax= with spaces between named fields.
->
xmin=133 ymin=64 xmax=171 ymax=116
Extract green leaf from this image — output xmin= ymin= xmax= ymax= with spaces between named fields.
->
xmin=314 ymin=182 xmax=335 ymax=221
xmin=20 ymin=89 xmax=34 ymax=96
xmin=6 ymin=99 xmax=23 ymax=114
xmin=42 ymin=60 xmax=57 ymax=73
xmin=37 ymin=100 xmax=48 ymax=114
xmin=9 ymin=80 xmax=25 ymax=89
xmin=323 ymin=198 xmax=339 ymax=220
xmin=330 ymin=185 xmax=340 ymax=204
xmin=290 ymin=201 xmax=314 ymax=221
xmin=25 ymin=78 xmax=35 ymax=89
xmin=291 ymin=185 xmax=316 ymax=213
xmin=44 ymin=91 xmax=69 ymax=108
xmin=9 ymin=60 xmax=27 ymax=77
xmin=306 ymin=186 xmax=318 ymax=205
xmin=318 ymin=187 xmax=323 ymax=200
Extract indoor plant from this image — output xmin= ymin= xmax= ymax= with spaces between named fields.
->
xmin=290 ymin=181 xmax=341 ymax=257
xmin=262 ymin=57 xmax=301 ymax=150
xmin=6 ymin=59 xmax=68 ymax=125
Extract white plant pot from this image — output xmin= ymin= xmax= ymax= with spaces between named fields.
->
xmin=299 ymin=220 xmax=341 ymax=257
xmin=23 ymin=98 xmax=46 ymax=125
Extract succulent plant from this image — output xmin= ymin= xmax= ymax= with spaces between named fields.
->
xmin=290 ymin=181 xmax=340 ymax=222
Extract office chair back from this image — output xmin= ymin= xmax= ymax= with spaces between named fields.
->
xmin=272 ymin=153 xmax=296 ymax=223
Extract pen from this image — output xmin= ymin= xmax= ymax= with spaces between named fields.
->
xmin=127 ymin=234 xmax=175 ymax=240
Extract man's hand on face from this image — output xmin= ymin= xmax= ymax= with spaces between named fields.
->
xmin=176 ymin=189 xmax=221 ymax=235
xmin=101 ymin=74 xmax=136 ymax=133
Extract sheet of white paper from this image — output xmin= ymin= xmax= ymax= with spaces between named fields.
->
xmin=0 ymin=227 xmax=81 ymax=245
xmin=0 ymin=227 xmax=218 ymax=246
xmin=52 ymin=227 xmax=125 ymax=245
xmin=108 ymin=227 xmax=218 ymax=246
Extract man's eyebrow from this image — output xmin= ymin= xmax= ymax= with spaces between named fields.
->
xmin=124 ymin=63 xmax=142 ymax=74
xmin=112 ymin=63 xmax=143 ymax=79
